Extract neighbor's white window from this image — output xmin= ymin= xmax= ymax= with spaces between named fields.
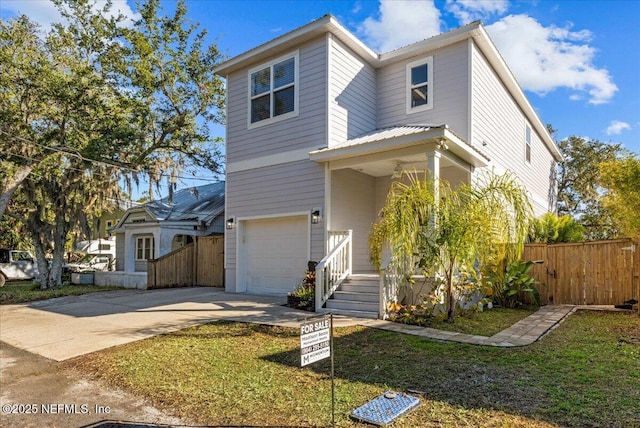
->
xmin=525 ymin=124 xmax=532 ymax=164
xmin=406 ymin=56 xmax=434 ymax=113
xmin=135 ymin=236 xmax=155 ymax=261
xmin=248 ymin=52 xmax=298 ymax=127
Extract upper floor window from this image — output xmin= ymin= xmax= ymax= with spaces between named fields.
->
xmin=248 ymin=52 xmax=298 ymax=127
xmin=406 ymin=56 xmax=433 ymax=113
xmin=525 ymin=124 xmax=532 ymax=163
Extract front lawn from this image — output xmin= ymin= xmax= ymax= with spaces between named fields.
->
xmin=0 ymin=281 xmax=122 ymax=304
xmin=68 ymin=310 xmax=640 ymax=427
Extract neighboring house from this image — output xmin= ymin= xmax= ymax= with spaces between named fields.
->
xmin=90 ymin=199 xmax=142 ymax=240
xmin=111 ymin=182 xmax=225 ymax=272
xmin=215 ymin=16 xmax=562 ymax=316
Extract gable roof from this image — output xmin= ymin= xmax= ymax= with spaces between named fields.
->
xmin=114 ymin=181 xmax=225 ymax=230
xmin=215 ymin=14 xmax=562 ymax=162
xmin=145 ymin=181 xmax=225 ymax=224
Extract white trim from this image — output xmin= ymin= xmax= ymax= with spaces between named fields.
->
xmin=247 ymin=51 xmax=299 ymax=129
xmin=440 ymin=150 xmax=474 ymax=172
xmin=310 ymin=127 xmax=488 ymax=168
xmin=406 ymin=56 xmax=434 ymax=114
xmin=215 ymin=15 xmax=376 ymax=75
xmin=237 ymin=210 xmax=310 ymax=223
xmin=235 ymin=220 xmax=245 ymax=292
xmin=324 ymin=162 xmax=331 ymax=251
xmin=134 ymin=235 xmax=155 ymax=261
xmin=326 ymin=33 xmax=333 ymax=152
xmin=224 ymin=179 xmax=229 ymax=270
xmin=236 ymin=212 xmax=311 ymax=295
xmin=226 ymin=146 xmax=315 ymax=173
xmin=467 ymin=39 xmax=474 ymax=152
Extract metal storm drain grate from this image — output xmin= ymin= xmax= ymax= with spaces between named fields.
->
xmin=351 ymin=391 xmax=421 ymax=426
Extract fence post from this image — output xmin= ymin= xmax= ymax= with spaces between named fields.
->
xmin=193 ymin=237 xmax=198 ymax=287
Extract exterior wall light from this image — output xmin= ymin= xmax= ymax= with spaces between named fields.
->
xmin=311 ymin=209 xmax=321 ymax=224
xmin=226 ymin=217 xmax=235 ymax=230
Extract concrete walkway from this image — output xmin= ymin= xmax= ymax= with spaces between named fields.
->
xmin=364 ymin=305 xmax=577 ymax=347
xmin=0 ymin=288 xmax=579 ymax=363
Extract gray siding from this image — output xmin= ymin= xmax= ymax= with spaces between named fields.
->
xmin=225 ymin=37 xmax=328 ymax=164
xmin=225 ymin=160 xmax=325 ymax=274
xmin=469 ymin=41 xmax=555 ymax=215
xmin=328 ymin=35 xmax=377 ymax=145
xmin=115 ymin=233 xmax=125 ymax=271
xmin=331 ymin=169 xmax=377 ymax=272
xmin=377 ymin=41 xmax=470 ymax=139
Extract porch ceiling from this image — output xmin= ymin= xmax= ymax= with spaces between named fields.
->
xmin=309 ymin=124 xmax=490 ymax=177
xmin=335 ymin=150 xmax=465 ymax=177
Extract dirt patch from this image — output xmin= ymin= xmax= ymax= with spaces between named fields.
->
xmin=0 ymin=342 xmax=184 ymax=428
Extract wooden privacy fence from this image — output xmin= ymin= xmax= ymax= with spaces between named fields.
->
xmin=523 ymin=238 xmax=639 ymax=306
xmin=148 ymin=235 xmax=224 ymax=289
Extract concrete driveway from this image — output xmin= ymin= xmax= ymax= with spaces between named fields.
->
xmin=0 ymin=287 xmax=340 ymax=362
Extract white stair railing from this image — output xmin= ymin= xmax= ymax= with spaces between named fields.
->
xmin=315 ymin=230 xmax=352 ymax=311
xmin=379 ymin=254 xmax=410 ymax=319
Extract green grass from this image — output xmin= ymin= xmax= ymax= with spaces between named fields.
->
xmin=68 ymin=310 xmax=640 ymax=427
xmin=0 ymin=281 xmax=123 ymax=304
xmin=426 ymin=307 xmax=537 ymax=336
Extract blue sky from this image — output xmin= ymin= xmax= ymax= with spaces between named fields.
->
xmin=2 ymin=0 xmax=639 ymax=197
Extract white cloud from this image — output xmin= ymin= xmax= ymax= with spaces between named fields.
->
xmin=357 ymin=2 xmax=617 ymax=105
xmin=606 ymin=121 xmax=631 ymax=135
xmin=486 ymin=15 xmax=618 ymax=104
xmin=445 ymin=0 xmax=508 ymax=24
xmin=358 ymin=0 xmax=441 ymax=52
xmin=2 ymin=0 xmax=140 ymax=32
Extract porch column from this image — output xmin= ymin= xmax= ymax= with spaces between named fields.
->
xmin=426 ymin=150 xmax=441 ymax=201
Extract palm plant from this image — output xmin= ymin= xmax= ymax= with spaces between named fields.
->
xmin=370 ymin=171 xmax=533 ymax=322
xmin=529 ymin=213 xmax=585 ymax=243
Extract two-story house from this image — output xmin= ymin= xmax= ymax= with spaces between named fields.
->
xmin=215 ymin=15 xmax=562 ymax=318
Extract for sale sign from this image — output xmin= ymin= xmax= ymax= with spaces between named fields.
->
xmin=300 ymin=315 xmax=331 ymax=366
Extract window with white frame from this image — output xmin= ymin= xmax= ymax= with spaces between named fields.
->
xmin=135 ymin=236 xmax=155 ymax=261
xmin=249 ymin=52 xmax=298 ymax=126
xmin=406 ymin=57 xmax=433 ymax=113
xmin=525 ymin=124 xmax=532 ymax=163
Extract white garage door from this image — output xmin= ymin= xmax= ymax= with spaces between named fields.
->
xmin=243 ymin=215 xmax=309 ymax=295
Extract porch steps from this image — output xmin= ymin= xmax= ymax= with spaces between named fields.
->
xmin=324 ymin=274 xmax=380 ymax=319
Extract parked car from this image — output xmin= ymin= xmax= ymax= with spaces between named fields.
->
xmin=0 ymin=249 xmax=39 ymax=287
xmin=64 ymin=254 xmax=114 ymax=273
xmin=62 ymin=238 xmax=116 ymax=273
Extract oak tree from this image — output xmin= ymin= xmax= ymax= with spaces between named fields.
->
xmin=0 ymin=0 xmax=225 ymax=288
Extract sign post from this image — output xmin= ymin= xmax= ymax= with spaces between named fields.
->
xmin=300 ymin=313 xmax=335 ymax=426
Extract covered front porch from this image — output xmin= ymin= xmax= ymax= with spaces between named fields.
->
xmin=310 ymin=124 xmax=489 ymax=317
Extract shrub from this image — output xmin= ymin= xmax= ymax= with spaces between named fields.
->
xmin=529 ymin=213 xmax=585 ymax=243
xmin=287 ymin=270 xmax=315 ymax=311
xmin=487 ymin=260 xmax=540 ymax=308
